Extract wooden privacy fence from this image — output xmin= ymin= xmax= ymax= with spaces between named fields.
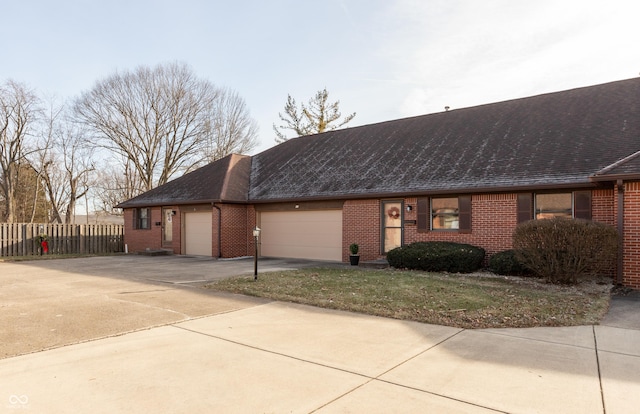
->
xmin=0 ymin=223 xmax=124 ymax=257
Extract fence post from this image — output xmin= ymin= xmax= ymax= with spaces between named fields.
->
xmin=63 ymin=223 xmax=69 ymax=254
xmin=0 ymin=223 xmax=124 ymax=257
xmin=88 ymin=224 xmax=94 ymax=254
xmin=0 ymin=224 xmax=4 ymax=256
xmin=47 ymin=224 xmax=54 ymax=255
xmin=98 ymin=224 xmax=103 ymax=253
xmin=79 ymin=225 xmax=84 ymax=254
xmin=29 ymin=224 xmax=34 ymax=255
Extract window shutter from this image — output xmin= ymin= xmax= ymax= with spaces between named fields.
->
xmin=417 ymin=198 xmax=429 ymax=233
xmin=458 ymin=195 xmax=472 ymax=233
xmin=574 ymin=191 xmax=592 ymax=220
xmin=517 ymin=193 xmax=533 ymax=223
xmin=132 ymin=208 xmax=138 ymax=229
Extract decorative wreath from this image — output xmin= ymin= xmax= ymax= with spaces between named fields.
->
xmin=387 ymin=206 xmax=400 ymax=219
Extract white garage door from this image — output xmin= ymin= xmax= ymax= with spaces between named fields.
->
xmin=184 ymin=212 xmax=212 ymax=256
xmin=260 ymin=210 xmax=342 ymax=261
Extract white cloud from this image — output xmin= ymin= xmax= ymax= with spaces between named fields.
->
xmin=373 ymin=0 xmax=640 ymax=116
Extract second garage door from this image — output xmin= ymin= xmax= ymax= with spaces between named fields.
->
xmin=184 ymin=211 xmax=212 ymax=256
xmin=259 ymin=210 xmax=342 ymax=261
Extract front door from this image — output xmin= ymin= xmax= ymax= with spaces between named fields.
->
xmin=162 ymin=208 xmax=173 ymax=247
xmin=382 ymin=201 xmax=403 ymax=253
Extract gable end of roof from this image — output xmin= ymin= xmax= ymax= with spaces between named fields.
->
xmin=116 ymin=153 xmax=251 ymax=208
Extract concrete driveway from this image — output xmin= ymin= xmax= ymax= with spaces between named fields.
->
xmin=1 ymin=255 xmax=639 ymax=413
xmin=0 ymin=255 xmax=330 ymax=359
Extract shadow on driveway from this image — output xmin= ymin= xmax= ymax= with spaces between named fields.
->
xmin=1 ymin=255 xmax=339 ymax=359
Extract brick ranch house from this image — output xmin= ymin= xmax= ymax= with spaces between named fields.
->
xmin=117 ymin=78 xmax=640 ymax=289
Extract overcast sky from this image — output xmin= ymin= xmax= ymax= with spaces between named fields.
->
xmin=2 ymin=0 xmax=639 ymax=154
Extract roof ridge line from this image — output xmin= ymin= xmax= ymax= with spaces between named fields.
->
xmin=220 ymin=154 xmax=249 ymax=199
xmin=594 ymin=149 xmax=640 ymax=176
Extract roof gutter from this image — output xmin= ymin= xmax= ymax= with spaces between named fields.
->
xmin=116 ymin=198 xmax=248 ymax=209
xmin=247 ymin=181 xmax=599 ymax=204
xmin=590 ymin=172 xmax=640 ymax=182
xmin=117 ymin=179 xmax=603 ymax=208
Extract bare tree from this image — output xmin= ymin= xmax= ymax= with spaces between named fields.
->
xmin=273 ymin=88 xmax=356 ymax=143
xmin=33 ymin=98 xmax=64 ymax=223
xmin=32 ymin=99 xmax=96 ymax=223
xmin=197 ymin=87 xmax=259 ymax=166
xmin=73 ymin=62 xmax=259 ymax=195
xmin=13 ymin=162 xmax=49 ymax=223
xmin=0 ymin=80 xmax=42 ymax=222
xmin=49 ymin=128 xmax=94 ymax=223
xmin=91 ymin=158 xmax=144 ymax=215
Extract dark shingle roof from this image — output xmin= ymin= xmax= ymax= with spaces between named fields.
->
xmin=592 ymin=150 xmax=640 ymax=179
xmin=249 ymin=78 xmax=640 ymax=201
xmin=119 ymin=78 xmax=640 ymax=208
xmin=117 ymin=154 xmax=251 ymax=208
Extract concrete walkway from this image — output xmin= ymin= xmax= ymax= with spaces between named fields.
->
xmin=1 ymin=256 xmax=639 ymax=413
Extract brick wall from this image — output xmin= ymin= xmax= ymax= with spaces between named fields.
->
xmin=592 ymin=189 xmax=615 ymax=226
xmin=470 ymin=193 xmax=518 ymax=256
xmin=123 ymin=207 xmax=163 ymax=253
xmin=124 ymin=204 xmax=254 ymax=258
xmin=343 ymin=199 xmax=382 ymax=261
xmin=342 ymin=191 xmax=622 ymax=282
xmin=248 ymin=205 xmax=257 ymax=257
xmin=343 ymin=195 xmax=518 ymax=262
xmin=218 ymin=204 xmax=250 ymax=258
xmin=405 ymin=194 xmax=517 ymax=257
xmin=212 ymin=206 xmax=221 ymax=257
xmin=125 ymin=186 xmax=640 ymax=288
xmin=623 ymin=182 xmax=640 ymax=288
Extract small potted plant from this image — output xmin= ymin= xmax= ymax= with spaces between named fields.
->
xmin=349 ymin=243 xmax=360 ymax=266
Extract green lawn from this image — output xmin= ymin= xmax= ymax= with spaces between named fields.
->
xmin=206 ymin=268 xmax=611 ymax=329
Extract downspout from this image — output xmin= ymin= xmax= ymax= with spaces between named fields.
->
xmin=213 ymin=203 xmax=222 ymax=258
xmin=616 ymin=179 xmax=624 ymax=285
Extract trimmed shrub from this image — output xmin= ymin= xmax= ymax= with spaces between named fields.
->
xmin=513 ymin=217 xmax=618 ymax=284
xmin=488 ymin=250 xmax=532 ymax=276
xmin=387 ymin=241 xmax=485 ymax=273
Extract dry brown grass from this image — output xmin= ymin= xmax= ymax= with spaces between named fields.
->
xmin=206 ymin=268 xmax=612 ymax=329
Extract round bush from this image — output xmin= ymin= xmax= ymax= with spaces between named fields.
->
xmin=488 ymin=250 xmax=531 ymax=276
xmin=387 ymin=241 xmax=485 ymax=273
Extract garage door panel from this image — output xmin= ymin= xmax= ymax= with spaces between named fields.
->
xmin=260 ymin=210 xmax=342 ymax=261
xmin=184 ymin=212 xmax=212 ymax=256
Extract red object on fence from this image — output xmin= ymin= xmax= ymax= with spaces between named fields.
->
xmin=41 ymin=241 xmax=48 ymax=254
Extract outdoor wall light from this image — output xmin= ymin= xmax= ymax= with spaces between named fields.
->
xmin=406 ymin=205 xmax=413 ymax=212
xmin=253 ymin=227 xmax=261 ymax=280
xmin=171 ymin=210 xmax=177 ymax=216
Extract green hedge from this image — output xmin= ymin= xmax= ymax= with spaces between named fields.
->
xmin=387 ymin=241 xmax=485 ymax=273
xmin=488 ymin=250 xmax=531 ymax=276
